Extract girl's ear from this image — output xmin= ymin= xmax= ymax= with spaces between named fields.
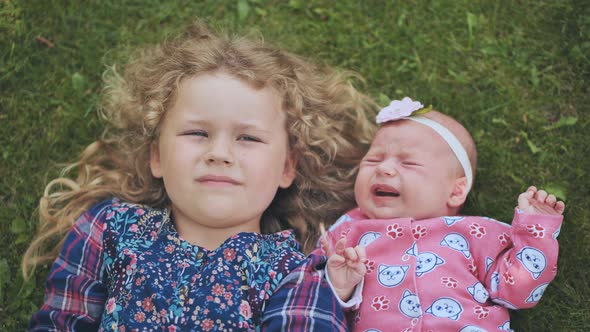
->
xmin=447 ymin=176 xmax=469 ymax=209
xmin=150 ymin=142 xmax=163 ymax=178
xmin=279 ymin=152 xmax=297 ymax=188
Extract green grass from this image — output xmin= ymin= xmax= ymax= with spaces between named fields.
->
xmin=1 ymin=0 xmax=588 ymax=330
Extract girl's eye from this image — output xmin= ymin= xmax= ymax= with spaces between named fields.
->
xmin=238 ymin=135 xmax=262 ymax=143
xmin=402 ymin=161 xmax=421 ymax=166
xmin=184 ymin=130 xmax=208 ymax=137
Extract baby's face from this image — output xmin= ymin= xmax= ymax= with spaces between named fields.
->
xmin=354 ymin=120 xmax=460 ymax=220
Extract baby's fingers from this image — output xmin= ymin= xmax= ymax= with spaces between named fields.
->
xmin=350 ymin=246 xmax=367 ymax=275
xmin=518 ymin=185 xmax=566 ymax=215
xmin=518 ymin=190 xmax=534 ymax=210
xmin=334 ymin=237 xmax=348 ymax=256
xmin=356 ymin=246 xmax=367 ymax=263
xmin=343 ymin=247 xmax=360 ymax=262
xmin=327 ymin=254 xmax=346 ymax=268
xmin=555 ymin=201 xmax=566 ymax=215
xmin=534 ymin=190 xmax=548 ymax=203
xmin=545 ymin=194 xmax=557 ymax=206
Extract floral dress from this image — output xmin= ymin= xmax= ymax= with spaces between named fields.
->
xmin=32 ymin=198 xmax=307 ymax=332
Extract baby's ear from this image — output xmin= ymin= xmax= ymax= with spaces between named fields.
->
xmin=447 ymin=177 xmax=469 ymax=209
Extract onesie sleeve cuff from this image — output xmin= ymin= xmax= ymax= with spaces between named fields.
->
xmin=512 ymin=208 xmax=563 ymax=235
xmin=325 ymin=267 xmax=363 ymax=311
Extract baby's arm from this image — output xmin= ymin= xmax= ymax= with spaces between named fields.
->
xmin=29 ymin=203 xmax=108 ymax=332
xmin=485 ymin=186 xmax=564 ymax=309
xmin=323 ymin=236 xmax=367 ymax=301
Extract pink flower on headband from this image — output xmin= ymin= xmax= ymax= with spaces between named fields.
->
xmin=376 ymin=97 xmax=424 ymax=124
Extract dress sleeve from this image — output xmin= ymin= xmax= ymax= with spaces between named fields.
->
xmin=28 ymin=200 xmax=111 ymax=332
xmin=484 ymin=209 xmax=563 ymax=309
xmin=260 ymin=254 xmax=348 ymax=332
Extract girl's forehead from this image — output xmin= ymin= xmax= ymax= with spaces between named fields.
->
xmin=171 ymin=74 xmax=284 ymax=117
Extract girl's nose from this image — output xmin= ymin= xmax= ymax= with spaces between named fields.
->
xmin=205 ymin=139 xmax=234 ymax=165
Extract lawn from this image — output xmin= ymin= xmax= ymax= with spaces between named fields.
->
xmin=1 ymin=0 xmax=588 ymax=330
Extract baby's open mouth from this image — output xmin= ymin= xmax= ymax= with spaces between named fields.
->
xmin=372 ymin=185 xmax=400 ymax=197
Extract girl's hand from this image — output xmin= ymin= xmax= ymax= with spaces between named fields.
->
xmin=323 ymin=236 xmax=367 ymax=301
xmin=518 ymin=186 xmax=565 ymax=215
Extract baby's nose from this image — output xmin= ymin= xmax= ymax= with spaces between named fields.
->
xmin=377 ymin=160 xmax=399 ymax=177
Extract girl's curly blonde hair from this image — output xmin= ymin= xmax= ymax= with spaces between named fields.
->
xmin=22 ymin=21 xmax=377 ymax=279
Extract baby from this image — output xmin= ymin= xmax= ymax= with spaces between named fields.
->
xmin=320 ymin=97 xmax=565 ymax=331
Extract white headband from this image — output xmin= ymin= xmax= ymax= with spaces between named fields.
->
xmin=406 ymin=116 xmax=473 ymax=190
xmin=376 ymin=97 xmax=473 ymax=191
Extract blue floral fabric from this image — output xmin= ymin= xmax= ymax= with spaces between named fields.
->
xmin=37 ymin=198 xmax=306 ymax=331
xmin=99 ymin=199 xmax=307 ymax=331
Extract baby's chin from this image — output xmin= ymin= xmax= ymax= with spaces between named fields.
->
xmin=361 ymin=207 xmax=409 ymax=220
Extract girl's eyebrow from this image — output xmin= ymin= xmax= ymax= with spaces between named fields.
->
xmin=183 ymin=119 xmax=272 ymax=133
xmin=235 ymin=123 xmax=270 ymax=132
xmin=184 ymin=118 xmax=207 ymax=125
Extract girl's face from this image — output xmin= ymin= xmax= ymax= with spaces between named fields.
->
xmin=354 ymin=120 xmax=461 ymax=220
xmin=150 ymin=72 xmax=296 ymax=247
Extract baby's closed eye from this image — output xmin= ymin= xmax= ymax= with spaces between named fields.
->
xmin=401 ymin=161 xmax=422 ymax=166
xmin=362 ymin=155 xmax=383 ymax=163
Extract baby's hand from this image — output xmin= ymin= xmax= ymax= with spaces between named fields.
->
xmin=323 ymin=236 xmax=367 ymax=301
xmin=517 ymin=186 xmax=565 ymax=215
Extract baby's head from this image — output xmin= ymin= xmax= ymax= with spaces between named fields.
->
xmin=355 ymin=98 xmax=477 ymax=220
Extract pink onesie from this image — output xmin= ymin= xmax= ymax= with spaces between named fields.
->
xmin=320 ymin=208 xmax=562 ymax=331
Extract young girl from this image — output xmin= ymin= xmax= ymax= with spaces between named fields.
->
xmin=22 ymin=21 xmax=376 ymax=331
xmin=321 ymin=97 xmax=565 ymax=331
